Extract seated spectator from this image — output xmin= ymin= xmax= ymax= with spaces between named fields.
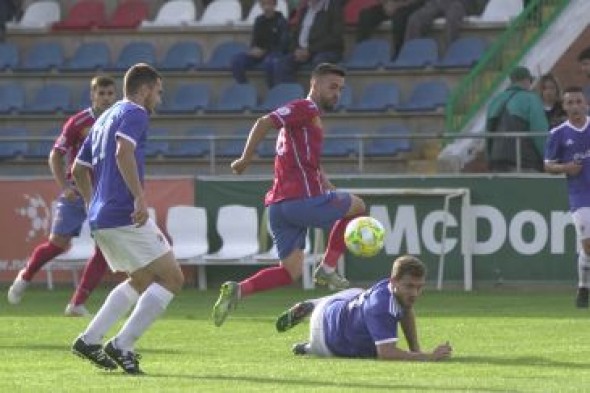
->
xmin=356 ymin=0 xmax=425 ymax=55
xmin=538 ymin=73 xmax=566 ymax=128
xmin=404 ymin=0 xmax=487 ymax=49
xmin=270 ymin=0 xmax=343 ymax=86
xmin=231 ymin=0 xmax=290 ymax=87
xmin=578 ymin=46 xmax=590 ymax=101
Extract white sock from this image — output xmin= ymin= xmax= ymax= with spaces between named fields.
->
xmin=83 ymin=281 xmax=139 ymax=345
xmin=579 ymin=253 xmax=590 ymax=288
xmin=113 ymin=283 xmax=174 ymax=353
xmin=321 ymin=264 xmax=336 ymax=274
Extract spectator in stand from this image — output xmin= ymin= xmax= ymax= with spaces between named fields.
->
xmin=538 ymin=73 xmax=566 ymax=129
xmin=356 ymin=0 xmax=425 ymax=55
xmin=270 ymin=0 xmax=343 ymax=86
xmin=404 ymin=0 xmax=488 ymax=49
xmin=231 ymin=0 xmax=290 ymax=87
xmin=578 ymin=46 xmax=590 ymax=102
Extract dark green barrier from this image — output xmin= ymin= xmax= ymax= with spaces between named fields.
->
xmin=195 ymin=175 xmax=575 ymax=287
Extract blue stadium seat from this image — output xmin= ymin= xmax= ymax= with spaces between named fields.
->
xmin=159 ymin=41 xmax=203 ymax=71
xmin=61 ymin=42 xmax=111 ymax=71
xmin=255 ymin=83 xmax=305 ymax=112
xmin=397 ymin=80 xmax=449 ymax=112
xmin=257 ymin=137 xmax=277 ymax=158
xmin=343 ymin=38 xmax=391 ymax=70
xmin=207 ymin=83 xmax=258 ymax=113
xmin=26 ymin=127 xmax=60 ymax=158
xmin=199 ymin=41 xmax=248 ymax=71
xmin=335 ymin=84 xmax=353 ymax=111
xmin=145 ymin=128 xmax=170 ymax=157
xmin=24 ymin=84 xmax=71 ymax=113
xmin=0 ymin=127 xmax=29 ymax=159
xmin=584 ymin=86 xmax=590 ymax=103
xmin=168 ymin=127 xmax=214 ymax=158
xmin=323 ymin=126 xmax=362 ymax=157
xmin=436 ymin=37 xmax=487 ymax=68
xmin=0 ymin=43 xmax=19 ymax=71
xmin=158 ymin=83 xmax=211 ymax=114
xmin=386 ymin=38 xmax=438 ymax=69
xmin=366 ymin=123 xmax=411 ymax=157
xmin=20 ymin=41 xmax=64 ymax=71
xmin=348 ymin=82 xmax=400 ymax=112
xmin=109 ymin=41 xmax=156 ymax=71
xmin=75 ymin=86 xmax=92 ymax=112
xmin=0 ymin=83 xmax=25 ymax=113
xmin=217 ymin=128 xmax=248 ymax=158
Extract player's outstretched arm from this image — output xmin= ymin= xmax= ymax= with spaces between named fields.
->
xmin=376 ymin=341 xmax=452 ymax=362
xmin=231 ymin=115 xmax=276 ymax=175
xmin=544 ymin=161 xmax=583 ymax=176
xmin=400 ymin=307 xmax=420 ymax=352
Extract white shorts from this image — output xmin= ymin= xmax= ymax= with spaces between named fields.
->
xmin=309 ymin=288 xmax=364 ymax=357
xmin=92 ymin=218 xmax=171 ymax=273
xmin=572 ymin=207 xmax=590 ymax=241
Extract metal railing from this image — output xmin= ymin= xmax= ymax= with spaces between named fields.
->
xmin=0 ymin=132 xmax=549 ymax=174
xmin=445 ymin=0 xmax=569 ymax=135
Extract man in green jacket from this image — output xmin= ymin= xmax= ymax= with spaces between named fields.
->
xmin=485 ymin=66 xmax=549 ymax=172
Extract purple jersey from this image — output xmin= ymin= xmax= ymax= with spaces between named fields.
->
xmin=323 ymin=279 xmax=403 ymax=358
xmin=76 ymin=100 xmax=148 ymax=229
xmin=545 ymin=117 xmax=590 ymax=211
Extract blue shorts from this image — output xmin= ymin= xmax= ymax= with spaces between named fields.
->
xmin=269 ymin=191 xmax=351 ymax=260
xmin=50 ymin=193 xmax=87 ymax=237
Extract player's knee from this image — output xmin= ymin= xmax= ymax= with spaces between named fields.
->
xmin=164 ymin=268 xmax=184 ymax=294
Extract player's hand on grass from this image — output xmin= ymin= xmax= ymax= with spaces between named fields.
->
xmin=231 ymin=157 xmax=250 ymax=175
xmin=430 ymin=342 xmax=452 ymax=361
xmin=131 ymin=195 xmax=149 ymax=227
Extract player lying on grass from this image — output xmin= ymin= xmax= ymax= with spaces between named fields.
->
xmin=276 ymin=255 xmax=452 ymax=361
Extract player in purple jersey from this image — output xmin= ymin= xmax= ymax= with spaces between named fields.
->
xmin=276 ymin=255 xmax=452 ymax=361
xmin=544 ymin=86 xmax=590 ymax=308
xmin=70 ymin=64 xmax=184 ymax=374
xmin=7 ymin=75 xmax=116 ymax=316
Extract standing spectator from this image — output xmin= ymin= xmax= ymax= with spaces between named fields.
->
xmin=485 ymin=66 xmax=549 ymax=172
xmin=356 ymin=0 xmax=425 ymax=55
xmin=578 ymin=46 xmax=590 ymax=101
xmin=538 ymin=73 xmax=566 ymax=129
xmin=231 ymin=0 xmax=290 ymax=87
xmin=404 ymin=0 xmax=487 ymax=49
xmin=544 ymin=86 xmax=590 ymax=308
xmin=270 ymin=0 xmax=344 ymax=86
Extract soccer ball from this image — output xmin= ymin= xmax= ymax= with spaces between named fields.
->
xmin=344 ymin=216 xmax=385 ymax=257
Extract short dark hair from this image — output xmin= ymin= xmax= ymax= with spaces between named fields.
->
xmin=563 ymin=85 xmax=584 ymax=95
xmin=391 ymin=255 xmax=426 ymax=280
xmin=90 ymin=75 xmax=115 ymax=91
xmin=311 ymin=63 xmax=346 ymax=79
xmin=124 ymin=63 xmax=161 ymax=96
xmin=578 ymin=47 xmax=590 ymax=62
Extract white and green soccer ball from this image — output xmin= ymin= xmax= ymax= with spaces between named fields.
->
xmin=344 ymin=216 xmax=385 ymax=257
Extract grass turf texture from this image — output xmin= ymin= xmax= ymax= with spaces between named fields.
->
xmin=1 ymin=286 xmax=590 ymax=392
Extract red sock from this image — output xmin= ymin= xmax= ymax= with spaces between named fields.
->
xmin=239 ymin=266 xmax=293 ymax=298
xmin=323 ymin=214 xmax=363 ymax=268
xmin=21 ymin=241 xmax=65 ymax=281
xmin=70 ymin=247 xmax=108 ymax=306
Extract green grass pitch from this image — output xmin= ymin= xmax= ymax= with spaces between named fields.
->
xmin=1 ymin=285 xmax=590 ymax=392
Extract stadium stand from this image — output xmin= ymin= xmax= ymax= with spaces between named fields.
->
xmin=199 ymin=40 xmax=249 ymax=71
xmin=191 ymin=0 xmax=242 ymax=26
xmin=365 ymin=123 xmax=411 ymax=157
xmin=166 ymin=205 xmax=209 ymax=264
xmin=207 ymin=82 xmax=258 ymax=113
xmin=0 ymin=128 xmax=28 ymax=159
xmin=237 ymin=0 xmax=289 ymax=26
xmin=141 ymin=0 xmax=198 ymax=28
xmin=52 ymin=0 xmax=107 ymax=30
xmin=159 ymin=83 xmax=211 ymax=114
xmin=343 ymin=38 xmax=392 ymax=70
xmin=335 ymin=84 xmax=353 ymax=112
xmin=343 ymin=0 xmax=379 ymax=25
xmin=23 ymin=84 xmax=71 ymax=114
xmin=6 ymin=0 xmax=60 ymax=29
xmin=255 ymin=83 xmax=305 ymax=112
xmin=20 ymin=41 xmax=64 ymax=71
xmin=348 ymin=81 xmax=400 ymax=112
xmin=323 ymin=126 xmax=362 ymax=157
xmin=0 ymin=43 xmax=18 ymax=71
xmin=60 ymin=42 xmax=111 ymax=72
xmin=386 ymin=38 xmax=438 ymax=69
xmin=0 ymin=83 xmax=25 ymax=113
xmin=216 ymin=127 xmax=249 ymax=158
xmin=158 ymin=41 xmax=203 ymax=71
xmin=435 ymin=37 xmax=487 ymax=68
xmin=467 ymin=0 xmax=523 ymax=23
xmin=108 ymin=41 xmax=157 ymax=71
xmin=167 ymin=126 xmax=215 ymax=158
xmin=397 ymin=79 xmax=449 ymax=112
xmin=145 ymin=128 xmax=171 ymax=158
xmin=98 ymin=0 xmax=150 ymax=29
xmin=26 ymin=127 xmax=59 ymax=159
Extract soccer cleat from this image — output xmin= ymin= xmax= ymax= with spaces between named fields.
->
xmin=313 ymin=265 xmax=350 ymax=290
xmin=292 ymin=342 xmax=310 ymax=355
xmin=71 ymin=336 xmax=118 ymax=371
xmin=7 ymin=270 xmax=29 ymax=305
xmin=276 ymin=301 xmax=315 ymax=333
xmin=104 ymin=340 xmax=143 ymax=375
xmin=64 ymin=303 xmax=92 ymax=317
xmin=212 ymin=281 xmax=240 ymax=327
xmin=576 ymin=287 xmax=589 ymax=308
